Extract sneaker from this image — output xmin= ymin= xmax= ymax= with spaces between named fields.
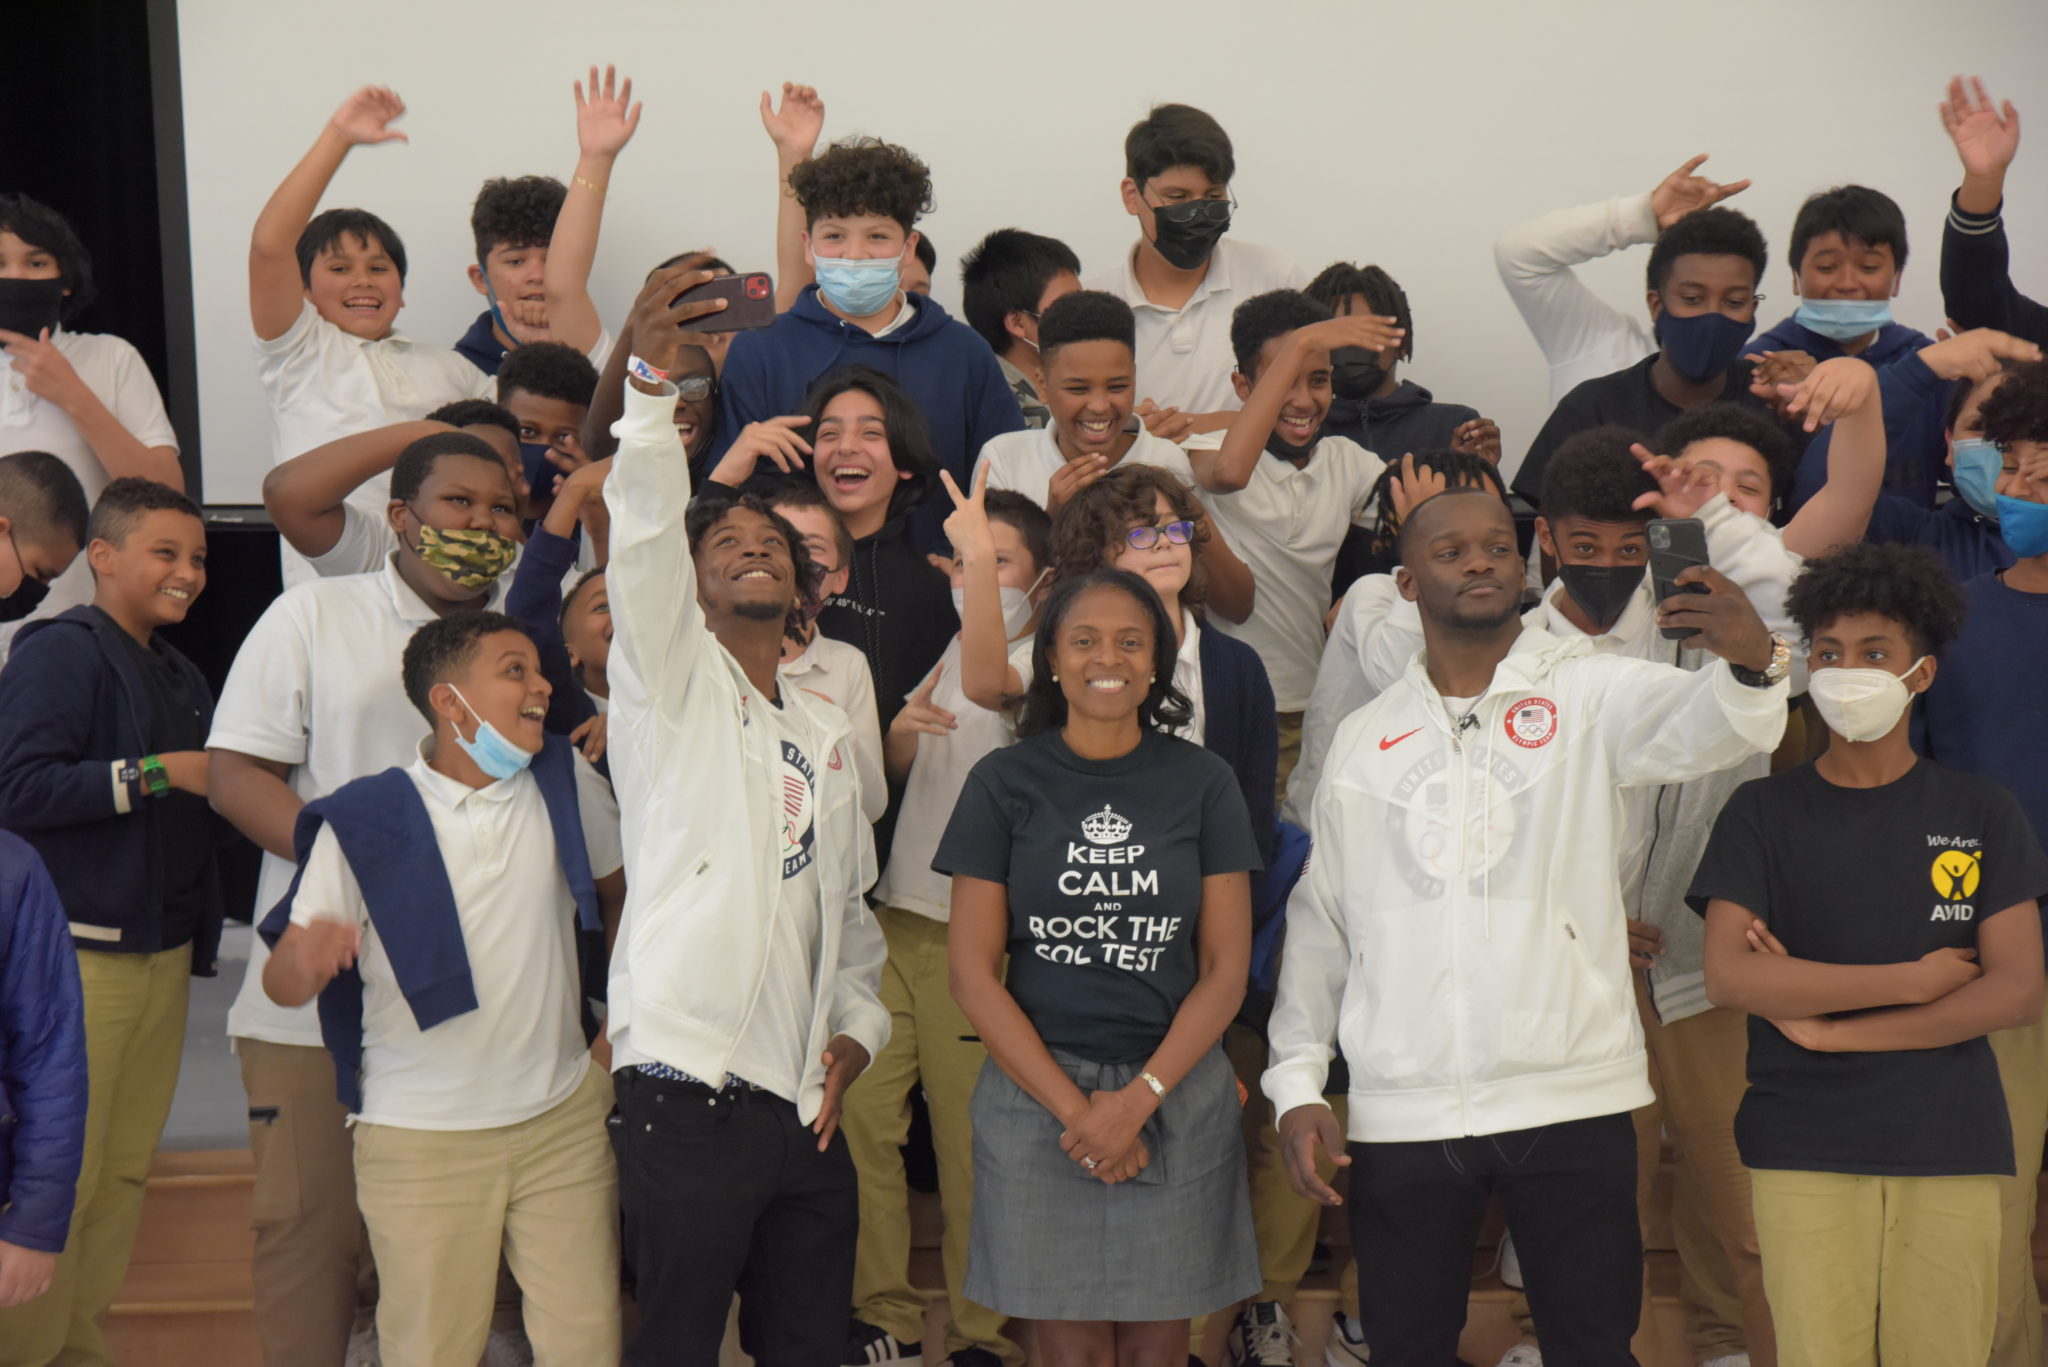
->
xmin=846 ymin=1319 xmax=923 ymax=1367
xmin=343 ymin=1327 xmax=383 ymax=1367
xmin=1497 ymin=1230 xmax=1523 ymax=1291
xmin=1225 ymin=1301 xmax=1298 ymax=1367
xmin=1699 ymin=1357 xmax=1751 ymax=1367
xmin=1322 ymin=1310 xmax=1369 ymax=1367
xmin=1494 ymin=1346 xmax=1542 ymax=1367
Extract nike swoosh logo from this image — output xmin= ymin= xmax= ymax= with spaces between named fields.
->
xmin=1379 ymin=727 xmax=1422 ymax=751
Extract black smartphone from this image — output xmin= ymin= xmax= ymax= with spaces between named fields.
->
xmin=667 ymin=272 xmax=775 ymax=333
xmin=1647 ymin=517 xmax=1711 ymax=641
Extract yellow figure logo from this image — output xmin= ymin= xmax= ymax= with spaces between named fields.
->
xmin=1931 ymin=849 xmax=1982 ymax=901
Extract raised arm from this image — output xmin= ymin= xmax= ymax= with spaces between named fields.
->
xmin=760 ymin=84 xmax=825 ymax=312
xmin=943 ymin=466 xmax=1024 ymax=711
xmin=543 ymin=66 xmax=641 ymax=357
xmin=507 ymin=459 xmax=608 ymax=736
xmin=1774 ymin=358 xmax=1884 ymax=557
xmin=1193 ymin=313 xmax=1402 ymax=495
xmin=262 ymin=419 xmax=440 ymax=558
xmin=602 ymin=261 xmax=730 ymax=706
xmin=250 ymin=86 xmax=408 ymax=342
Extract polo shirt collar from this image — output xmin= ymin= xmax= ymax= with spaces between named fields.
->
xmin=1176 ymin=608 xmax=1202 ymax=671
xmin=378 ymin=551 xmax=507 ymax=626
xmin=409 ymin=744 xmax=522 ymax=809
xmin=1117 ymin=239 xmax=1233 ymax=313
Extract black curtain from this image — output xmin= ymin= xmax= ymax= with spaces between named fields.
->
xmin=0 ymin=0 xmax=199 ymax=494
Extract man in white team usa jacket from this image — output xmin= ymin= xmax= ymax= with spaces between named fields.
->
xmin=1263 ymin=486 xmax=1788 ymax=1367
xmin=601 ymin=264 xmax=890 ymax=1367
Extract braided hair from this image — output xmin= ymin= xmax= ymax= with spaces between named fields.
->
xmin=1366 ymin=448 xmax=1508 ymax=563
xmin=1305 ymin=261 xmax=1414 ymax=361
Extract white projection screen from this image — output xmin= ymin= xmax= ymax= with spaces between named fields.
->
xmin=174 ymin=0 xmax=2048 ymax=501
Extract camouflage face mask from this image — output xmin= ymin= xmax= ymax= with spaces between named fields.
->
xmin=412 ymin=524 xmax=517 ymax=589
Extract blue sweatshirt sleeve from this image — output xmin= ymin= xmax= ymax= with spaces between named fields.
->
xmin=0 ymin=843 xmax=87 ymax=1254
xmin=962 ymin=346 xmax=1026 ymax=482
xmin=505 ymin=527 xmax=597 ymax=736
xmin=1790 ymin=350 xmax=1945 ymax=511
xmin=0 ymin=630 xmax=139 ymax=828
xmin=1941 ymin=195 xmax=2048 ymax=346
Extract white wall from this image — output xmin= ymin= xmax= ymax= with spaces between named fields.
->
xmin=177 ymin=0 xmax=2048 ymax=503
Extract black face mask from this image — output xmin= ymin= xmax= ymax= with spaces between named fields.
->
xmin=0 ymin=277 xmax=66 ymax=338
xmin=0 ymin=574 xmax=50 ymax=623
xmin=1329 ymin=346 xmax=1387 ymax=401
xmin=1147 ymin=198 xmax=1232 ymax=271
xmin=1264 ymin=423 xmax=1322 ymax=463
xmin=1556 ymin=564 xmax=1644 ymax=634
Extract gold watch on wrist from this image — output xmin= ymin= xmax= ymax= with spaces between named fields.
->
xmin=1730 ymin=632 xmax=1792 ymax=688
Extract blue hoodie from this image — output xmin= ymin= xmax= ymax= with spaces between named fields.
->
xmin=709 ymin=286 xmax=1025 ymax=534
xmin=1754 ymin=316 xmax=1938 ymax=510
xmin=0 ymin=833 xmax=85 ymax=1255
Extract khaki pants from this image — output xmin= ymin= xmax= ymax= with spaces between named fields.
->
xmin=1275 ymin=711 xmax=1305 ymax=807
xmin=0 ymin=945 xmax=188 ymax=1367
xmin=1751 ymin=1167 xmax=1999 ymax=1367
xmin=1644 ymin=995 xmax=1770 ymax=1366
xmin=354 ymin=1064 xmax=619 ymax=1367
xmin=1987 ymin=1015 xmax=2048 ymax=1367
xmin=238 ymin=1036 xmax=373 ymax=1366
xmin=843 ymin=906 xmax=1018 ymax=1363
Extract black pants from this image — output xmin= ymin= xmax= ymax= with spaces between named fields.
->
xmin=610 ymin=1069 xmax=858 ymax=1367
xmin=1347 ymin=1110 xmax=1641 ymax=1367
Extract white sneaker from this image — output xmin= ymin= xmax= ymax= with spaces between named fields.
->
xmin=1494 ymin=1346 xmax=1542 ymax=1367
xmin=1225 ymin=1301 xmax=1299 ymax=1367
xmin=1497 ymin=1230 xmax=1523 ymax=1291
xmin=1321 ymin=1310 xmax=1369 ymax=1367
xmin=1699 ymin=1357 xmax=1751 ymax=1367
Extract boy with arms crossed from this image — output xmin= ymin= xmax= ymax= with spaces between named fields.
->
xmin=1696 ymin=542 xmax=2047 ymax=1367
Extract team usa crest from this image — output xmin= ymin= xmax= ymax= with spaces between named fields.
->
xmin=1505 ymin=697 xmax=1559 ymax=749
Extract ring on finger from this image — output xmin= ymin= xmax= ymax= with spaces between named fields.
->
xmin=1082 ymin=1157 xmax=1099 ymax=1170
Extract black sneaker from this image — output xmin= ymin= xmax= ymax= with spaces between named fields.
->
xmin=942 ymin=1351 xmax=1005 ymax=1367
xmin=845 ymin=1320 xmax=923 ymax=1367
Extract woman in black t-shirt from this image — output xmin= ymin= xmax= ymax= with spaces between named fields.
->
xmin=935 ymin=568 xmax=1261 ymax=1349
xmin=1692 ymin=543 xmax=2048 ymax=1365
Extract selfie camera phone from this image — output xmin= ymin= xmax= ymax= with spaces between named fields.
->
xmin=1647 ymin=517 xmax=1711 ymax=641
xmin=669 ymin=272 xmax=775 ymax=333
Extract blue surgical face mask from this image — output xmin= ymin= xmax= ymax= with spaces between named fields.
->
xmin=1794 ymin=297 xmax=1894 ymax=342
xmin=812 ymin=251 xmax=903 ymax=318
xmin=1951 ymin=438 xmax=2003 ymax=520
xmin=1996 ymin=494 xmax=2048 ymax=558
xmin=448 ymin=685 xmax=537 ymax=781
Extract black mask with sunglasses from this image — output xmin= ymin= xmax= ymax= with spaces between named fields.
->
xmin=1145 ymin=196 xmax=1233 ymax=271
xmin=1126 ymin=519 xmax=1196 ymax=551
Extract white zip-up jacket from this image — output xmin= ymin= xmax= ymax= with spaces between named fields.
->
xmin=1263 ymin=624 xmax=1787 ymax=1142
xmin=602 ymin=382 xmax=889 ymax=1123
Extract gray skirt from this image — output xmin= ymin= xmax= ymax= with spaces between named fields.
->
xmin=965 ymin=1044 xmax=1259 ymax=1321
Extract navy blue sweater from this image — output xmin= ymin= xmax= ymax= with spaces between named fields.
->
xmin=0 ymin=607 xmax=222 ymax=972
xmin=1919 ymin=572 xmax=2048 ymax=852
xmin=505 ymin=527 xmax=599 ymax=736
xmin=708 ymin=287 xmax=1025 ymax=549
xmin=1866 ymin=492 xmax=2014 ymax=583
xmin=1941 ymin=195 xmax=2048 ymax=347
xmin=1758 ymin=317 xmax=1940 ymax=510
xmin=1197 ymin=625 xmax=1279 ymax=872
xmin=261 ymin=736 xmax=600 ymax=1111
xmin=0 ymin=833 xmax=85 ymax=1255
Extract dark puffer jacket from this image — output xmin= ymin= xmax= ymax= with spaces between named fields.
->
xmin=0 ymin=832 xmax=86 ymax=1254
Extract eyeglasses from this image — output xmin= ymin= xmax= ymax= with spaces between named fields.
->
xmin=674 ymin=375 xmax=715 ymax=402
xmin=4 ymin=529 xmax=52 ymax=585
xmin=1125 ymin=520 xmax=1195 ymax=550
xmin=1144 ymin=191 xmax=1235 ymax=227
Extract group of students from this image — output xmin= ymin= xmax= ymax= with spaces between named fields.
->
xmin=0 ymin=62 xmax=2045 ymax=1367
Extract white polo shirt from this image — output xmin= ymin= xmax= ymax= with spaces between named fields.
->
xmin=257 ymin=302 xmax=495 ymax=587
xmin=288 ymin=748 xmax=620 ymax=1129
xmin=1085 ymin=237 xmax=1305 ymax=416
xmin=0 ymin=329 xmax=178 ymax=659
xmin=978 ymin=424 xmax=1199 ymax=513
xmin=1182 ymin=433 xmax=1385 ymax=711
xmin=781 ymin=632 xmax=886 ymax=824
xmin=210 ymin=552 xmax=508 ymax=1047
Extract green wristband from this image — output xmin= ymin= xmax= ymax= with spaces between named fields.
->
xmin=140 ymin=754 xmax=170 ymax=798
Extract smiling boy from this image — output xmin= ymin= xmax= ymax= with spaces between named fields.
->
xmin=455 ymin=175 xmax=568 ymax=375
xmin=0 ymin=479 xmax=218 ymax=1364
xmin=249 ymin=84 xmax=496 ymax=584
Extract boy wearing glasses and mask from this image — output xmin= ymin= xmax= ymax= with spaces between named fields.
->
xmin=204 ymin=430 xmax=531 ymax=1366
xmin=706 ymin=135 xmax=1023 ymax=516
xmin=0 ymin=450 xmax=87 ymax=627
xmin=1086 ymin=104 xmax=1304 ymax=441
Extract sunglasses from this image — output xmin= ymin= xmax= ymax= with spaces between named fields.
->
xmin=1146 ymin=194 xmax=1235 ymax=227
xmin=1125 ymin=519 xmax=1195 ymax=551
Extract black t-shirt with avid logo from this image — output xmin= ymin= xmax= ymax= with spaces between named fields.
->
xmin=1688 ymin=759 xmax=2048 ymax=1177
xmin=935 ymin=728 xmax=1262 ymax=1064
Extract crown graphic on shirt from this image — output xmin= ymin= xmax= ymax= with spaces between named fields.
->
xmin=1081 ymin=805 xmax=1133 ymax=846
